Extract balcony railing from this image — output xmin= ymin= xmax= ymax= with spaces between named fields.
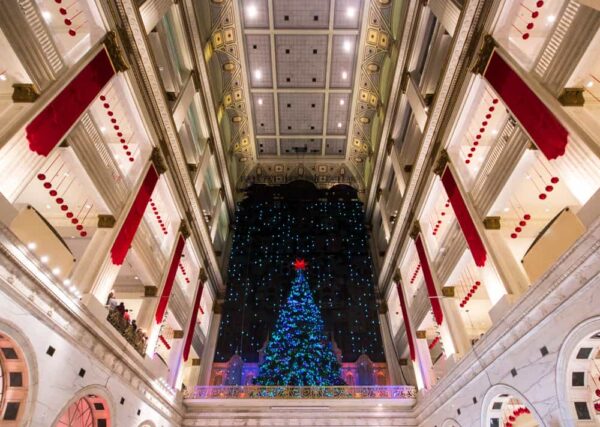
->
xmin=184 ymin=385 xmax=417 ymax=400
xmin=106 ymin=309 xmax=147 ymax=356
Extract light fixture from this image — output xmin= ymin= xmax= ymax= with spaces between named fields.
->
xmin=337 ymin=122 xmax=342 ymax=128
xmin=254 ymin=69 xmax=263 ymax=80
xmin=341 ymin=71 xmax=348 ymax=80
xmin=257 ymin=98 xmax=263 ymax=105
xmin=40 ymin=255 xmax=49 ymax=263
xmin=46 ymin=204 xmax=51 ymax=209
xmin=52 ymin=267 xmax=61 ymax=275
xmin=492 ymin=129 xmax=498 ymax=135
xmin=135 ymin=276 xmax=139 ymax=280
xmin=41 ymin=10 xmax=52 ymax=21
xmin=346 ymin=7 xmax=356 ymax=18
xmin=339 ymin=99 xmax=345 ymax=106
xmin=547 ymin=15 xmax=556 ymax=23
xmin=27 ymin=242 xmax=37 ymax=250
xmin=0 ymin=74 xmax=7 ymax=81
xmin=63 ymin=279 xmax=71 ymax=286
xmin=100 ymin=126 xmax=106 ymax=132
xmin=343 ymin=40 xmax=352 ymax=53
xmin=503 ymin=207 xmax=510 ymax=212
xmin=247 ymin=4 xmax=258 ymax=19
xmin=69 ymin=286 xmax=77 ymax=293
xmin=586 ymin=81 xmax=594 ymax=88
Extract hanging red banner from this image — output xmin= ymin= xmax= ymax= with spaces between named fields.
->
xmin=441 ymin=167 xmax=487 ymax=267
xmin=414 ymin=235 xmax=444 ymax=325
xmin=396 ymin=282 xmax=416 ymax=361
xmin=26 ymin=48 xmax=115 ymax=156
xmin=183 ymin=281 xmax=204 ymax=361
xmin=155 ymin=235 xmax=186 ymax=324
xmin=484 ymin=51 xmax=568 ymax=160
xmin=110 ymin=166 xmax=159 ymax=265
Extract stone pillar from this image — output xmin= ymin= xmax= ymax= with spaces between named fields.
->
xmin=377 ymin=305 xmax=402 ymax=384
xmin=415 ymin=335 xmax=434 ymax=389
xmin=0 ymin=134 xmax=47 ymax=203
xmin=440 ymin=298 xmax=470 ymax=357
xmin=198 ymin=302 xmax=221 ymax=386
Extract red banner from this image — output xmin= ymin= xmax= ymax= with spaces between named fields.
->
xmin=484 ymin=51 xmax=568 ymax=160
xmin=396 ymin=282 xmax=416 ymax=361
xmin=183 ymin=281 xmax=204 ymax=361
xmin=415 ymin=236 xmax=443 ymax=325
xmin=441 ymin=167 xmax=487 ymax=267
xmin=155 ymin=235 xmax=186 ymax=324
xmin=26 ymin=48 xmax=115 ymax=156
xmin=110 ymin=166 xmax=159 ymax=265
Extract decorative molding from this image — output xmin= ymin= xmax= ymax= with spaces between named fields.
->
xmin=557 ymin=87 xmax=585 ymax=106
xmin=179 ymin=221 xmax=191 ymax=239
xmin=11 ymin=83 xmax=40 ymax=102
xmin=192 ymin=358 xmax=201 ymax=366
xmin=150 ymin=146 xmax=168 ymax=174
xmin=97 ymin=215 xmax=116 ymax=228
xmin=409 ymin=221 xmax=421 ymax=240
xmin=441 ymin=286 xmax=455 ymax=298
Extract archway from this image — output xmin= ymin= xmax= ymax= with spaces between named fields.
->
xmin=0 ymin=331 xmax=30 ymax=425
xmin=482 ymin=385 xmax=544 ymax=427
xmin=557 ymin=317 xmax=600 ymax=426
xmin=53 ymin=391 xmax=112 ymax=427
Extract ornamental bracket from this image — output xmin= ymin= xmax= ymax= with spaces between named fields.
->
xmin=409 ymin=221 xmax=421 ymax=240
xmin=471 ymin=35 xmax=496 ymax=75
xmin=433 ymin=149 xmax=449 ymax=176
xmin=151 ymin=146 xmax=168 ymax=174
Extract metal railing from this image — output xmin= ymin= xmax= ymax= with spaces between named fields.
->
xmin=184 ymin=385 xmax=417 ymax=400
xmin=106 ymin=309 xmax=147 ymax=356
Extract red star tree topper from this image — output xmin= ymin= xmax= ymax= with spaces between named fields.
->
xmin=293 ymin=258 xmax=307 ymax=271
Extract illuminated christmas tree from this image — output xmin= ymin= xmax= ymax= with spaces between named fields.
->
xmin=254 ymin=259 xmax=343 ymax=386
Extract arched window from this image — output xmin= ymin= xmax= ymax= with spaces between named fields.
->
xmin=484 ymin=392 xmax=540 ymax=427
xmin=54 ymin=394 xmax=111 ymax=427
xmin=0 ymin=333 xmax=29 ymax=424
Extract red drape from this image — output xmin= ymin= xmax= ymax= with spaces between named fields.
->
xmin=484 ymin=51 xmax=568 ymax=160
xmin=26 ymin=48 xmax=115 ymax=156
xmin=415 ymin=235 xmax=443 ymax=325
xmin=441 ymin=167 xmax=487 ymax=267
xmin=183 ymin=281 xmax=204 ymax=361
xmin=155 ymin=235 xmax=186 ymax=324
xmin=396 ymin=282 xmax=416 ymax=361
xmin=110 ymin=166 xmax=159 ymax=265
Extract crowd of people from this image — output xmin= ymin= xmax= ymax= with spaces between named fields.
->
xmin=106 ymin=291 xmax=148 ymax=355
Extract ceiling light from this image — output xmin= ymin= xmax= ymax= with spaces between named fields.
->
xmin=46 ymin=204 xmax=51 ymax=209
xmin=503 ymin=207 xmax=510 ymax=212
xmin=27 ymin=242 xmax=37 ymax=250
xmin=0 ymin=74 xmax=7 ymax=81
xmin=63 ymin=279 xmax=71 ymax=286
xmin=41 ymin=10 xmax=52 ymax=21
xmin=40 ymin=255 xmax=49 ymax=263
xmin=492 ymin=129 xmax=498 ymax=135
xmin=341 ymin=71 xmax=348 ymax=80
xmin=547 ymin=15 xmax=556 ymax=23
xmin=135 ymin=276 xmax=139 ymax=280
xmin=254 ymin=69 xmax=262 ymax=80
xmin=52 ymin=267 xmax=61 ymax=275
xmin=586 ymin=81 xmax=594 ymax=88
xmin=337 ymin=122 xmax=342 ymax=128
xmin=100 ymin=126 xmax=106 ymax=132
xmin=257 ymin=98 xmax=263 ymax=105
xmin=346 ymin=7 xmax=356 ymax=18
xmin=339 ymin=99 xmax=345 ymax=106
xmin=70 ymin=286 xmax=77 ymax=293
xmin=343 ymin=40 xmax=352 ymax=52
xmin=247 ymin=4 xmax=258 ymax=19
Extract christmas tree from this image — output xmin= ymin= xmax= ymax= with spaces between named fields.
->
xmin=255 ymin=259 xmax=343 ymax=386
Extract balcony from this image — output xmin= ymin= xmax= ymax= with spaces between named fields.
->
xmin=106 ymin=308 xmax=147 ymax=356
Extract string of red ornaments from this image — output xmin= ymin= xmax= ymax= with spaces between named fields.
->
xmin=36 ymin=157 xmax=90 ymax=237
xmin=465 ymin=97 xmax=498 ymax=165
xmin=458 ymin=268 xmax=483 ymax=308
xmin=149 ymin=198 xmax=168 ymax=235
xmin=504 ymin=406 xmax=531 ymax=427
xmin=409 ymin=263 xmax=421 ymax=284
xmin=178 ymin=262 xmax=191 ymax=284
xmin=99 ymin=93 xmax=135 ymax=163
xmin=513 ymin=0 xmax=545 ymax=41
xmin=428 ymin=335 xmax=440 ymax=350
xmin=158 ymin=334 xmax=171 ymax=350
xmin=431 ymin=199 xmax=450 ymax=237
xmin=53 ymin=0 xmax=87 ymax=37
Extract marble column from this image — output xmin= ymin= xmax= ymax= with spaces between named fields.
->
xmin=198 ymin=305 xmax=221 ymax=386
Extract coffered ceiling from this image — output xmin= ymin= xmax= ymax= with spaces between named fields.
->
xmin=199 ymin=0 xmax=399 ymax=190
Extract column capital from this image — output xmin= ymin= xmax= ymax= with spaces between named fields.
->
xmin=173 ymin=330 xmax=184 ymax=339
xmin=483 ymin=216 xmax=501 ymax=230
xmin=415 ymin=330 xmax=427 ymax=339
xmin=144 ymin=285 xmax=159 ymax=297
xmin=393 ymin=269 xmax=402 ymax=285
xmin=471 ymin=34 xmax=496 ymax=75
xmin=179 ymin=221 xmax=191 ymax=239
xmin=103 ymin=31 xmax=129 ymax=73
xmin=151 ymin=146 xmax=168 ymax=174
xmin=558 ymin=88 xmax=585 ymax=106
xmin=433 ymin=149 xmax=450 ymax=176
xmin=97 ymin=215 xmax=116 ymax=228
xmin=12 ymin=84 xmax=40 ymax=103
xmin=409 ymin=221 xmax=421 ymax=240
xmin=441 ymin=286 xmax=455 ymax=298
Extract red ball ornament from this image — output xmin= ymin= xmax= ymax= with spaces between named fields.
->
xmin=467 ymin=153 xmax=473 ymax=158
xmin=524 ymin=408 xmax=530 ymax=414
xmin=126 ymin=151 xmax=132 ymax=156
xmin=99 ymin=95 xmax=106 ymax=101
xmin=129 ymin=157 xmax=135 ymax=162
xmin=486 ymin=114 xmax=492 ymax=119
xmin=56 ymin=197 xmax=64 ymax=204
xmin=476 ymin=134 xmax=482 ymax=139
xmin=482 ymin=121 xmax=488 ymax=126
xmin=68 ymin=29 xmax=77 ymax=37
xmin=524 ymin=214 xmax=531 ymax=220
xmin=551 ymin=176 xmax=559 ymax=184
xmin=80 ymin=231 xmax=88 ymax=237
xmin=509 ymin=416 xmax=516 ymax=422
xmin=60 ymin=205 xmax=68 ymax=211
xmin=49 ymin=190 xmax=58 ymax=197
xmin=110 ymin=118 xmax=116 ymax=124
xmin=536 ymin=0 xmax=544 ymax=7
xmin=71 ymin=218 xmax=79 ymax=224
xmin=459 ymin=303 xmax=465 ymax=308
xmin=522 ymin=33 xmax=530 ymax=40
xmin=66 ymin=212 xmax=74 ymax=218
xmin=108 ymin=111 xmax=114 ymax=116
xmin=103 ymin=103 xmax=110 ymax=109
xmin=117 ymin=132 xmax=123 ymax=137
xmin=465 ymin=159 xmax=471 ymax=164
xmin=539 ymin=193 xmax=547 ymax=200
xmin=473 ymin=141 xmax=479 ymax=146
xmin=511 ymin=233 xmax=518 ymax=239
xmin=519 ymin=220 xmax=526 ymax=226
xmin=44 ymin=182 xmax=52 ymax=189
xmin=532 ymin=11 xmax=539 ymax=18
xmin=441 ymin=212 xmax=446 ymax=216
xmin=595 ymin=388 xmax=600 ymax=397
xmin=470 ymin=147 xmax=476 ymax=152
xmin=123 ymin=145 xmax=129 ymax=150
xmin=59 ymin=7 xmax=67 ymax=14
xmin=489 ymin=106 xmax=495 ymax=112
xmin=76 ymin=224 xmax=83 ymax=231
xmin=515 ymin=227 xmax=522 ymax=233
xmin=475 ymin=281 xmax=481 ymax=286
xmin=594 ymin=402 xmax=600 ymax=412
xmin=545 ymin=185 xmax=554 ymax=192
xmin=526 ymin=22 xmax=534 ymax=30
xmin=37 ymin=173 xmax=46 ymax=180
xmin=493 ymin=99 xmax=499 ymax=104
xmin=114 ymin=125 xmax=120 ymax=130
xmin=64 ymin=18 xmax=72 ymax=25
